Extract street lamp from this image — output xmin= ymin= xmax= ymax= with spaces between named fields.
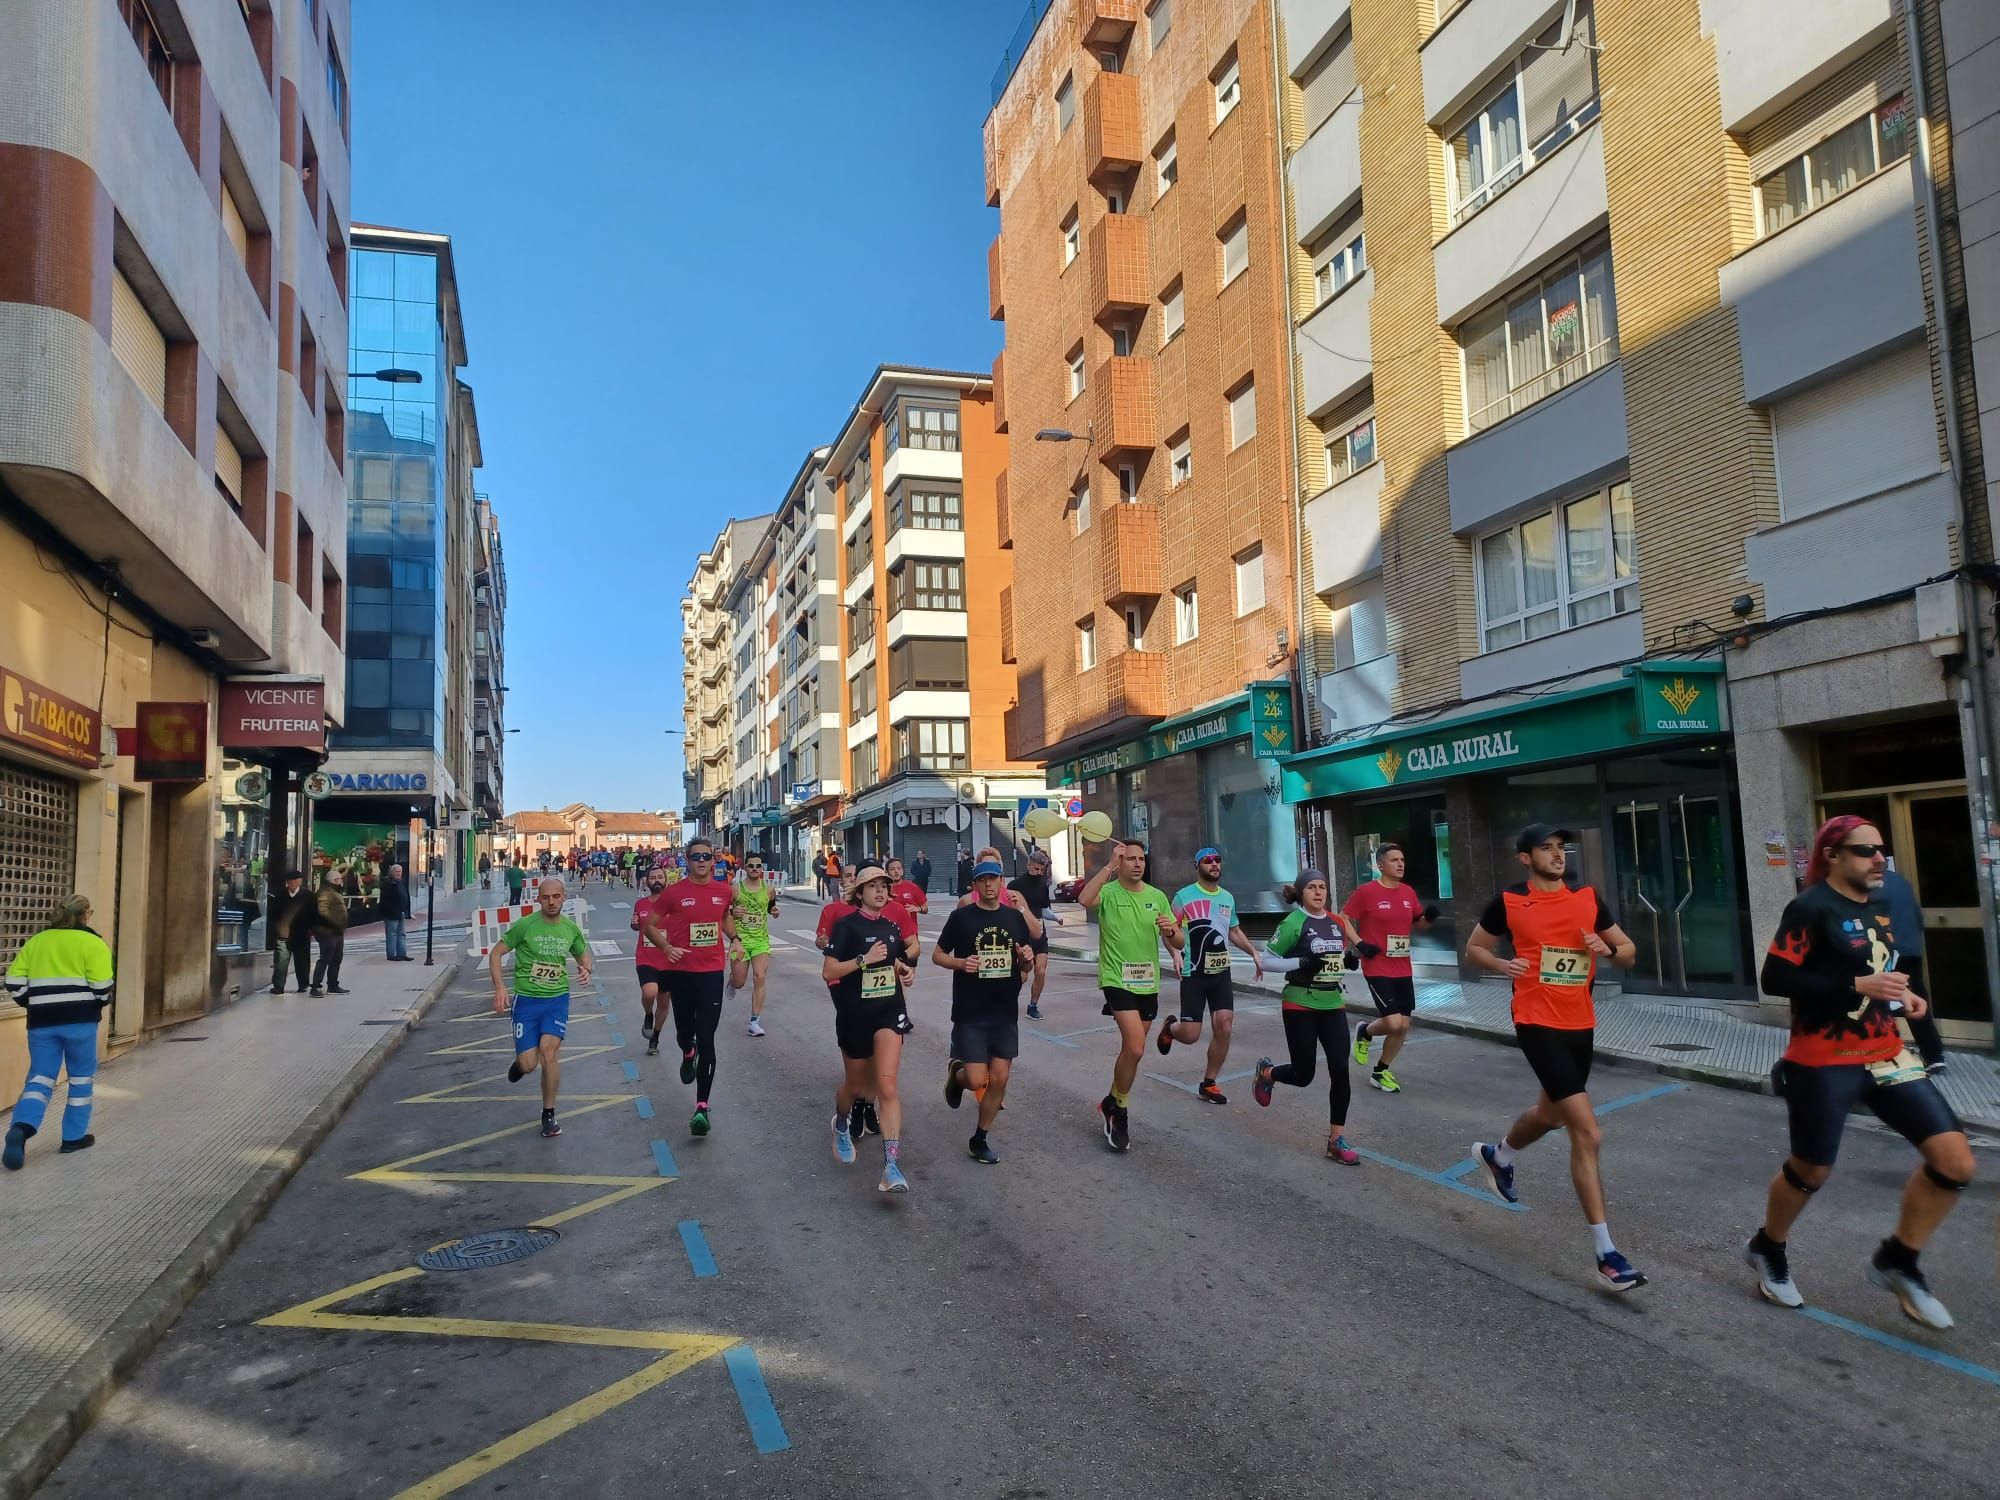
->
xmin=1035 ymin=427 xmax=1085 ymax=442
xmin=373 ymin=368 xmax=422 ymax=384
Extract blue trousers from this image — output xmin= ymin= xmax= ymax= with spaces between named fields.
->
xmin=384 ymin=917 xmax=408 ymax=960
xmin=13 ymin=1021 xmax=99 ymax=1140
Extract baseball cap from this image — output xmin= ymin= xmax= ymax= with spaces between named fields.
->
xmin=1515 ymin=823 xmax=1577 ymax=854
xmin=972 ymin=859 xmax=1005 ymax=878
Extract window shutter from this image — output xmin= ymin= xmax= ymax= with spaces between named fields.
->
xmin=1298 ymin=31 xmax=1354 ymax=135
xmin=214 ymin=424 xmax=244 ymax=501
xmin=111 ymin=268 xmax=166 ymax=409
xmin=1746 ymin=40 xmax=1905 ymax=178
xmin=222 ymin=186 xmax=250 ymax=270
xmin=1522 ymin=0 xmax=1597 ymax=147
xmin=1773 ymin=344 xmax=1939 ymax=520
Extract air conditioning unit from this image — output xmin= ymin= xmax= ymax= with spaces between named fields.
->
xmin=957 ymin=779 xmax=986 ymax=804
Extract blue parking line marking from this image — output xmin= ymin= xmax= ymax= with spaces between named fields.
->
xmin=1353 ymin=1146 xmax=1529 ymax=1212
xmin=634 ymin=1094 xmax=655 ymax=1120
xmin=1027 ymin=1028 xmax=1080 ymax=1049
xmin=1145 ymin=1067 xmax=1256 ymax=1094
xmin=1594 ymin=1082 xmax=1690 ymax=1115
xmin=650 ymin=1139 xmax=678 ymax=1177
xmin=622 ymin=1060 xmax=640 ymax=1081
xmin=723 ymin=1345 xmax=791 ymax=1455
xmin=610 ymin=1031 xmax=626 ymax=1047
xmin=677 ymin=1219 xmax=719 ymax=1277
xmin=1801 ymin=1307 xmax=2000 ymax=1387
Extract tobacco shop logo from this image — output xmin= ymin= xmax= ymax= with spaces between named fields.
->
xmin=1376 ymin=746 xmax=1404 ymax=784
xmin=1659 ymin=676 xmax=1702 ymax=718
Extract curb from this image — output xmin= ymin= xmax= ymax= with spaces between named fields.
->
xmin=0 ymin=960 xmax=464 ymax=1500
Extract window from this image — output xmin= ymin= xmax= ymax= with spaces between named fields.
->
xmin=895 ymin=561 xmax=964 ymax=613
xmin=1213 ymin=54 xmax=1241 ymax=125
xmin=1460 ymin=238 xmax=1618 ymax=432
xmin=851 ymin=591 xmax=876 ymax=646
xmin=1125 ymin=604 xmax=1147 ymax=650
xmin=1174 ymin=582 xmax=1199 ymax=642
xmin=1234 ymin=546 xmax=1265 ymax=616
xmin=845 ymin=512 xmax=873 ymax=584
xmin=1170 ymin=431 xmax=1192 ymax=485
xmin=885 ymin=401 xmax=960 ymax=456
xmin=1118 ymin=463 xmax=1138 ymax=500
xmin=890 ymin=639 xmax=969 ymax=692
xmin=222 ymin=183 xmax=251 ymax=273
xmin=1310 ymin=219 xmax=1365 ymax=306
xmin=215 ymin=423 xmax=244 ymax=510
xmin=1057 ymin=73 xmax=1076 ymax=133
xmin=1329 ymin=578 xmax=1387 ymax=671
xmin=1067 ymin=344 xmax=1087 ymax=400
xmin=1105 ymin=185 xmax=1126 ymax=214
xmin=1154 ymin=131 xmax=1178 ymax=196
xmin=1073 ymin=477 xmax=1092 ymax=534
xmin=849 ymin=669 xmax=876 ymax=718
xmin=110 ymin=267 xmax=167 ymax=409
xmin=119 ymin=0 xmax=173 ymax=111
xmin=1220 ymin=214 xmax=1249 ymax=287
xmin=1099 ymin=48 xmax=1122 ymax=74
xmin=1446 ymin=1 xmax=1599 ymax=226
xmin=1325 ymin=413 xmax=1376 ymax=483
xmin=1148 ymin=0 xmax=1172 ymax=50
xmin=326 ymin=39 xmax=347 ymax=132
xmin=1078 ymin=616 xmax=1098 ymax=670
xmin=895 ymin=719 xmax=970 ymax=772
xmin=852 ymin=737 xmax=878 ymax=790
xmin=1228 ymin=379 xmax=1257 ymax=448
xmin=1476 ymin=480 xmax=1637 ymax=650
xmin=889 ymin=486 xmax=962 ymax=534
xmin=1161 ymin=280 xmax=1185 ymax=344
xmin=1111 ymin=323 xmax=1135 ymax=357
xmin=1062 ymin=208 xmax=1080 ymax=268
xmin=1757 ymin=96 xmax=1912 ymax=236
xmin=1299 ymin=28 xmax=1357 ymax=134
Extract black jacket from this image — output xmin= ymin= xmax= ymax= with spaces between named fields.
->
xmin=379 ymin=877 xmax=411 ymax=920
xmin=268 ymin=886 xmax=314 ymax=942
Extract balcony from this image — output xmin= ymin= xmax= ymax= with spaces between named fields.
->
xmin=996 ymin=468 xmax=1012 ymax=549
xmin=1282 ymin=0 xmax=1352 ymax=68
xmin=1080 ymin=0 xmax=1140 ymax=46
xmin=1423 ymin=0 xmax=1561 ymax=127
xmin=1448 ymin=363 xmax=1628 ymax=535
xmin=1087 ymin=214 xmax=1149 ymax=318
xmin=1084 ymin=70 xmax=1141 ymax=185
xmin=1103 ymin=649 xmax=1169 ymax=719
xmin=1704 ymin=0 xmax=1897 ymax=134
xmin=1316 ymin=651 xmax=1397 ymax=733
xmin=989 ymin=234 xmax=1005 ymax=322
xmin=1434 ymin=121 xmax=1607 ymax=329
xmin=1304 ymin=461 xmax=1384 ymax=595
xmin=1289 ymin=89 xmax=1362 ymax=242
xmin=1098 ymin=499 xmax=1163 ymax=601
xmin=1298 ymin=272 xmax=1372 ymax=415
xmin=1092 ymin=355 xmax=1155 ymax=452
xmin=992 ymin=349 xmax=1008 ymax=433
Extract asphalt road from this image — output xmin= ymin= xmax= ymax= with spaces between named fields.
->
xmin=44 ymin=884 xmax=2000 ymax=1498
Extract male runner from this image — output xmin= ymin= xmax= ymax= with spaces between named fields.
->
xmin=639 ymin=837 xmax=735 ymax=1137
xmin=1078 ymin=837 xmax=1180 ymax=1152
xmin=1008 ymin=852 xmax=1057 ymax=1020
xmin=1345 ymin=842 xmax=1440 ymax=1092
xmin=888 ymin=857 xmax=928 ymax=917
xmin=1466 ymin=824 xmax=1646 ymax=1292
xmin=491 ymin=876 xmax=591 ymax=1138
xmin=1156 ymin=847 xmax=1263 ymax=1103
xmin=730 ymin=853 xmax=779 ymax=1036
xmin=632 ymin=865 xmax=673 ymax=1055
xmin=1745 ymin=815 xmax=1974 ymax=1326
xmin=504 ymin=857 xmax=528 ymax=905
xmin=935 ymin=858 xmax=1035 ymax=1164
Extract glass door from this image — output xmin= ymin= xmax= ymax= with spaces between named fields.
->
xmin=1903 ymin=790 xmax=1990 ymax=1029
xmin=1611 ymin=791 xmax=1751 ymax=997
xmin=1613 ymin=800 xmax=1668 ymax=989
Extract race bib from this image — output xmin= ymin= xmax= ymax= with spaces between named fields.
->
xmin=976 ymin=951 xmax=1013 ymax=979
xmin=1386 ymin=934 xmax=1411 ymax=958
xmin=1540 ymin=945 xmax=1591 ymax=986
xmin=1312 ymin=963 xmax=1346 ymax=988
xmin=528 ymin=959 xmax=565 ymax=988
xmin=1867 ymin=1048 xmax=1928 ymax=1087
xmin=737 ymin=909 xmax=767 ymax=932
xmin=1203 ymin=950 xmax=1230 ymax=975
xmin=1121 ymin=960 xmax=1156 ymax=986
xmin=690 ymin=922 xmax=720 ymax=946
xmin=861 ymin=965 xmax=896 ymax=999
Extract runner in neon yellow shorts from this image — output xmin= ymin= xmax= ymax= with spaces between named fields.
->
xmin=730 ymin=854 xmax=780 ymax=1037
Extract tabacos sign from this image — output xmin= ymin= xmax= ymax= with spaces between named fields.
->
xmin=1376 ymin=729 xmax=1521 ymax=784
xmin=0 ymin=667 xmax=101 ymax=767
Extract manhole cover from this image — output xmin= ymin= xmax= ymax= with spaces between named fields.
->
xmin=417 ymin=1227 xmax=560 ymax=1272
xmin=1655 ymin=1042 xmax=1710 ymax=1052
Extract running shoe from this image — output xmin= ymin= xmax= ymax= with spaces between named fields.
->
xmin=2 ymin=1124 xmax=26 ymax=1171
xmin=1351 ymin=1030 xmax=1371 ymax=1068
xmin=1096 ymin=1096 xmax=1131 ymax=1153
xmin=1097 ymin=1095 xmax=1120 ymax=1151
xmin=1743 ymin=1232 xmax=1804 ymax=1309
xmin=831 ymin=1115 xmax=856 ymax=1165
xmin=1156 ymin=1021 xmax=1175 ymax=1055
xmin=1596 ymin=1251 xmax=1647 ymax=1292
xmin=1925 ymin=1060 xmax=1948 ymax=1078
xmin=1026 ymin=1002 xmax=1043 ymax=1021
xmin=1867 ymin=1247 xmax=1953 ymax=1329
xmin=679 ymin=1049 xmax=697 ymax=1086
xmin=1370 ymin=1067 xmax=1401 ymax=1093
xmin=540 ymin=1112 xmax=561 ymax=1139
xmin=640 ymin=1021 xmax=655 ymax=1045
xmin=1474 ymin=1141 xmax=1519 ymax=1204
xmin=646 ymin=1035 xmax=659 ymax=1057
xmin=879 ymin=1159 xmax=910 ymax=1194
xmin=1197 ymin=1079 xmax=1227 ymax=1105
xmin=861 ymin=1100 xmax=881 ymax=1137
xmin=1327 ymin=1135 xmax=1360 ymax=1165
xmin=746 ymin=1017 xmax=766 ymax=1038
xmin=1252 ymin=1058 xmax=1275 ymax=1109
xmin=944 ymin=1057 xmax=966 ymax=1110
xmin=690 ymin=1105 xmax=711 ymax=1137
xmin=968 ymin=1135 xmax=999 ymax=1165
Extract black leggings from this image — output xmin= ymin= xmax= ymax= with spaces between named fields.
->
xmin=669 ymin=971 xmax=724 ymax=1100
xmin=1270 ymin=1006 xmax=1352 ymax=1125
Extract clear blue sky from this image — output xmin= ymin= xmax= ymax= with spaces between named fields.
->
xmin=350 ymin=0 xmax=1012 ymax=814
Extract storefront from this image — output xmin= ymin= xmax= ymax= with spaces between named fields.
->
xmin=312 ymin=749 xmax=452 ymax=914
xmin=780 ymin=782 xmax=839 ymax=888
xmin=1281 ymin=663 xmax=1753 ymax=996
xmin=1049 ymin=683 xmax=1298 ymax=914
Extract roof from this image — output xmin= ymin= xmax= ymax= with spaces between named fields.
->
xmin=824 ymin=365 xmax=992 ymax=471
xmin=508 ymin=811 xmax=569 ymax=833
xmin=594 ymin=812 xmax=681 ymax=834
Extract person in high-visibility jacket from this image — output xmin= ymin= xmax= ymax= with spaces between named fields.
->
xmin=3 ymin=895 xmax=114 ymax=1170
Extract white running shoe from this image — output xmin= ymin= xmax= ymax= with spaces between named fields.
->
xmin=746 ymin=1017 xmax=766 ymax=1037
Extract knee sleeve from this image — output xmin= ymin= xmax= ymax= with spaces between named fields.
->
xmin=1923 ymin=1163 xmax=1969 ymax=1193
xmin=1781 ymin=1160 xmax=1820 ymax=1194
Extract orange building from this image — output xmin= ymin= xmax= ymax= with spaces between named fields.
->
xmin=826 ymin=366 xmax=1059 ymax=873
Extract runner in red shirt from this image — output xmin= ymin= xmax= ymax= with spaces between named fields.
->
xmin=1342 ymin=842 xmax=1440 ymax=1094
xmin=631 ymin=865 xmax=675 ymax=1056
xmin=638 ymin=837 xmax=735 ymax=1138
xmin=887 ymin=857 xmax=928 ymax=918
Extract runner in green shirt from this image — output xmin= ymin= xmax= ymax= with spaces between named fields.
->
xmin=1079 ymin=837 xmax=1181 ymax=1153
xmin=729 ymin=853 xmax=780 ymax=1037
xmin=1251 ymin=870 xmax=1366 ymax=1164
xmin=489 ymin=876 xmax=592 ymax=1138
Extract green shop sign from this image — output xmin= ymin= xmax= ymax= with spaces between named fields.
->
xmin=1280 ymin=662 xmax=1725 ymax=803
xmin=1050 ymin=681 xmax=1294 ymax=788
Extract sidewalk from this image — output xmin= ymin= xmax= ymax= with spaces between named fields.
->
xmin=1041 ymin=920 xmax=2000 ymax=1133
xmin=0 ymin=943 xmax=461 ymax=1497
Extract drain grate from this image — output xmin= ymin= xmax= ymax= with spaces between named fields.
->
xmin=164 ymin=1035 xmax=209 ymax=1043
xmin=361 ymin=1018 xmax=402 ymax=1026
xmin=1653 ymin=1042 xmax=1711 ymax=1052
xmin=417 ymin=1227 xmax=561 ymax=1272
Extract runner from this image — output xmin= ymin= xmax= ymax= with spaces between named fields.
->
xmin=638 ymin=837 xmax=735 ymax=1137
xmin=490 ymin=876 xmax=591 ymax=1139
xmin=1744 ymin=815 xmax=1974 ymax=1326
xmin=1077 ymin=837 xmax=1180 ymax=1153
xmin=822 ymin=866 xmax=919 ymax=1191
xmin=934 ymin=858 xmax=1035 ymax=1164
xmin=1008 ymin=851 xmax=1057 ymax=1020
xmin=1250 ymin=871 xmax=1365 ymax=1162
xmin=1466 ymin=823 xmax=1647 ymax=1292
xmin=1157 ymin=847 xmax=1263 ymax=1103
xmin=504 ymin=857 xmax=528 ymax=905
xmin=888 ymin=858 xmax=928 ymax=918
xmin=1344 ymin=842 xmax=1441 ymax=1092
xmin=631 ymin=865 xmax=674 ymax=1056
xmin=730 ymin=853 xmax=779 ymax=1037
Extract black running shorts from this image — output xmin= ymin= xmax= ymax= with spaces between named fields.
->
xmin=1515 ymin=1023 xmax=1594 ymax=1102
xmin=1100 ymin=986 xmax=1160 ymax=1024
xmin=1177 ymin=971 xmax=1235 ymax=1023
xmin=950 ymin=1015 xmax=1019 ymax=1065
xmin=835 ymin=998 xmax=911 ymax=1060
xmin=636 ymin=964 xmax=668 ymax=989
xmin=1367 ymin=975 xmax=1417 ymax=1017
xmin=1776 ymin=1059 xmax=1961 ymax=1167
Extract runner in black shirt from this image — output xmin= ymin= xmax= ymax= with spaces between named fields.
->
xmin=822 ymin=866 xmax=917 ymax=1193
xmin=934 ymin=859 xmax=1034 ymax=1164
xmin=1746 ymin=816 xmax=1972 ymax=1328
xmin=1008 ymin=853 xmax=1056 ymax=1019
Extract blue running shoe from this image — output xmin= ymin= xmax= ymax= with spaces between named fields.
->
xmin=879 ymin=1159 xmax=910 ymax=1193
xmin=1474 ymin=1141 xmax=1518 ymax=1204
xmin=1597 ymin=1250 xmax=1647 ymax=1292
xmin=831 ymin=1115 xmax=856 ymax=1165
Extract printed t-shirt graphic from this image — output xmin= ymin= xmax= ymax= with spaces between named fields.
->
xmin=733 ymin=882 xmax=776 ymax=953
xmin=1476 ymin=883 xmax=1618 ymax=1029
xmin=939 ymin=905 xmax=1031 ymax=1021
xmin=1096 ymin=882 xmax=1172 ymax=994
xmin=501 ymin=915 xmax=588 ymax=997
xmin=1766 ymin=882 xmax=1906 ymax=1067
xmin=1172 ymin=883 xmax=1238 ymax=977
xmin=828 ymin=911 xmax=908 ymax=1007
xmin=1267 ymin=909 xmax=1351 ymax=1009
xmin=1343 ymin=879 xmax=1425 ymax=978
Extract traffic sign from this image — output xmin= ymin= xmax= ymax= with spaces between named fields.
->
xmin=1065 ymin=796 xmax=1083 ymax=818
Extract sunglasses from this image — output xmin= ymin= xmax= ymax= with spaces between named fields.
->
xmin=1839 ymin=842 xmax=1887 ymax=858
xmin=689 ymin=851 xmax=714 ymax=861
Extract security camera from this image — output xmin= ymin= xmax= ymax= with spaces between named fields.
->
xmin=188 ymin=627 xmax=220 ymax=648
xmin=1729 ymin=595 xmax=1754 ymax=619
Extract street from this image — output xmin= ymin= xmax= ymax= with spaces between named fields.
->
xmin=44 ymin=889 xmax=2000 ymax=1498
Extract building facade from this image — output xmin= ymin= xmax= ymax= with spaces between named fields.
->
xmin=680 ymin=518 xmax=767 ymax=840
xmin=763 ymin=450 xmax=847 ymax=884
xmin=987 ymin=0 xmax=1304 ymax=906
xmin=1265 ymin=0 xmax=1998 ymax=1037
xmin=495 ymin=804 xmax=680 ymax=861
xmin=472 ymin=493 xmax=506 ymax=833
xmin=0 ymin=0 xmax=353 ymax=1093
xmin=329 ymin=224 xmax=483 ymax=890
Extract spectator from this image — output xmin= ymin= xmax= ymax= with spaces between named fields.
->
xmin=268 ymin=869 xmax=313 ymax=995
xmin=3 ymin=894 xmax=114 ymax=1169
xmin=478 ymin=851 xmax=492 ymax=890
xmin=956 ymin=845 xmax=974 ymax=898
xmin=911 ymin=849 xmax=932 ymax=895
xmin=380 ymin=863 xmax=413 ymax=962
xmin=310 ymin=871 xmax=350 ymax=996
xmin=1879 ymin=864 xmax=1946 ymax=1073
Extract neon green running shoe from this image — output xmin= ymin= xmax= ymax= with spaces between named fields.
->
xmin=1370 ymin=1067 xmax=1401 ymax=1093
xmin=1351 ymin=1030 xmax=1371 ymax=1068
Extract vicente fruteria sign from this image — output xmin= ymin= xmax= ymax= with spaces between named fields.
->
xmin=219 ymin=677 xmax=326 ymax=752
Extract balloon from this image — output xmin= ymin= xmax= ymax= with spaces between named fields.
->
xmin=1077 ymin=811 xmax=1114 ymax=842
xmin=1023 ymin=807 xmax=1068 ymax=839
